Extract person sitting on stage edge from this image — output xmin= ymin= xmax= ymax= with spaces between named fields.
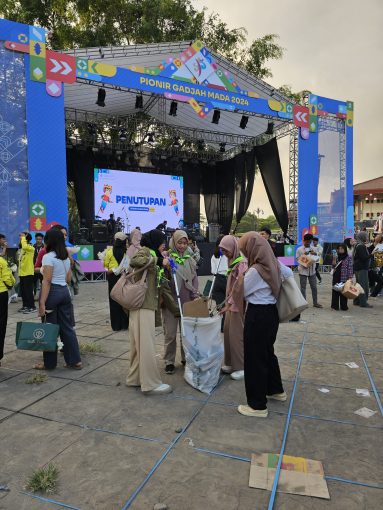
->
xmin=218 ymin=235 xmax=248 ymax=381
xmin=331 ymin=243 xmax=353 ymax=311
xmin=235 ymin=232 xmax=286 ymax=418
xmin=126 ymin=229 xmax=172 ymax=395
xmin=35 ymin=229 xmax=82 ymax=371
xmin=163 ymin=230 xmax=199 ymax=375
xmin=104 ymin=232 xmax=129 ymax=332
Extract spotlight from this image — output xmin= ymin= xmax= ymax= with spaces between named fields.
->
xmin=212 ymin=109 xmax=220 ymax=125
xmin=147 ymin=132 xmax=155 ymax=143
xmin=219 ymin=143 xmax=226 ymax=153
xmin=266 ymin=121 xmax=274 ymax=135
xmin=95 ymin=88 xmax=106 ymax=107
xmin=169 ymin=101 xmax=178 ymax=116
xmin=135 ymin=95 xmax=143 ymax=109
xmin=240 ymin=115 xmax=248 ymax=129
xmin=119 ymin=129 xmax=127 ymax=142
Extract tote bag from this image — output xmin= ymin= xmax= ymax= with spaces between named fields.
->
xmin=110 ymin=257 xmax=153 ymax=310
xmin=277 ymin=276 xmax=308 ymax=323
xmin=16 ymin=321 xmax=59 ymax=352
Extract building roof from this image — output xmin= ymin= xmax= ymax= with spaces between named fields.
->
xmin=354 ymin=176 xmax=383 ymax=194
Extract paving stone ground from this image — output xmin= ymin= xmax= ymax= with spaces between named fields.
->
xmin=0 ymin=275 xmax=382 ymax=510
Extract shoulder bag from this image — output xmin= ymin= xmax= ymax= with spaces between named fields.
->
xmin=110 ymin=257 xmax=153 ymax=311
xmin=277 ymin=275 xmax=308 ymax=323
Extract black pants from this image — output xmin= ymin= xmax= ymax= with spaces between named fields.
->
xmin=212 ymin=274 xmax=227 ymax=332
xmin=315 ymin=263 xmax=322 ymax=282
xmin=19 ymin=275 xmax=35 ymax=308
xmin=43 ymin=284 xmax=81 ymax=369
xmin=370 ymin=269 xmax=383 ymax=297
xmin=244 ymin=303 xmax=283 ymax=410
xmin=331 ymin=290 xmax=348 ymax=310
xmin=33 ymin=273 xmax=42 ymax=296
xmin=0 ymin=291 xmax=8 ymax=360
xmin=108 ymin=274 xmax=129 ymax=331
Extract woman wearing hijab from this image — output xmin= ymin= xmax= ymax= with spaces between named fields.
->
xmin=104 ymin=232 xmax=130 ymax=331
xmin=235 ymin=232 xmax=285 ymax=418
xmin=218 ymin=235 xmax=248 ymax=380
xmin=127 ymin=228 xmax=142 ymax=259
xmin=353 ymin=231 xmax=372 ymax=308
xmin=331 ymin=243 xmax=353 ymax=311
xmin=163 ymin=230 xmax=199 ymax=374
xmin=126 ymin=229 xmax=172 ymax=394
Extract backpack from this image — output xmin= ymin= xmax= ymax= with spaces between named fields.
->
xmin=110 ymin=257 xmax=153 ymax=311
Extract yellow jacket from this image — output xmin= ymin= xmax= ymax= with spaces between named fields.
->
xmin=18 ymin=236 xmax=35 ymax=276
xmin=103 ymin=248 xmax=118 ymax=271
xmin=0 ymin=257 xmax=15 ymax=293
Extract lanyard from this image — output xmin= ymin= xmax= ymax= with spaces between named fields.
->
xmin=226 ymin=256 xmax=244 ymax=275
xmin=170 ymin=251 xmax=191 ymax=265
xmin=149 ymin=249 xmax=164 ymax=287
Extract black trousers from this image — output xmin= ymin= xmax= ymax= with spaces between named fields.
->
xmin=212 ymin=274 xmax=227 ymax=332
xmin=43 ymin=284 xmax=81 ymax=369
xmin=331 ymin=290 xmax=348 ymax=311
xmin=0 ymin=291 xmax=8 ymax=360
xmin=19 ymin=275 xmax=35 ymax=308
xmin=244 ymin=303 xmax=283 ymax=410
xmin=108 ymin=274 xmax=129 ymax=331
xmin=315 ymin=263 xmax=322 ymax=282
xmin=370 ymin=269 xmax=383 ymax=297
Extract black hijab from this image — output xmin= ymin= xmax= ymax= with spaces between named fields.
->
xmin=113 ymin=239 xmax=126 ymax=264
xmin=336 ymin=243 xmax=348 ymax=261
xmin=141 ymin=229 xmax=166 ymax=266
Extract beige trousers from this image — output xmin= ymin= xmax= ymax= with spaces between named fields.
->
xmin=162 ymin=307 xmax=185 ymax=366
xmin=126 ymin=308 xmax=162 ymax=392
xmin=223 ymin=309 xmax=244 ymax=370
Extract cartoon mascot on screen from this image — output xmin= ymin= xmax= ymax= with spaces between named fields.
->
xmin=99 ymin=184 xmax=113 ymax=214
xmin=169 ymin=189 xmax=180 ymax=216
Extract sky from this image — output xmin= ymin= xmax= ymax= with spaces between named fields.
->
xmin=196 ymin=0 xmax=383 ymax=216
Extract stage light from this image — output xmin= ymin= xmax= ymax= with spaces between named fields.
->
xmin=212 ymin=109 xmax=220 ymax=124
xmin=147 ymin=132 xmax=155 ymax=143
xmin=240 ymin=115 xmax=249 ymax=129
xmin=219 ymin=143 xmax=226 ymax=153
xmin=135 ymin=95 xmax=143 ymax=109
xmin=266 ymin=121 xmax=274 ymax=135
xmin=169 ymin=101 xmax=178 ymax=116
xmin=95 ymin=88 xmax=106 ymax=107
xmin=119 ymin=129 xmax=128 ymax=142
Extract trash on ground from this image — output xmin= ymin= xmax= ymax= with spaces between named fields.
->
xmin=345 ymin=362 xmax=359 ymax=368
xmin=354 ymin=407 xmax=377 ymax=418
xmin=355 ymin=388 xmax=370 ymax=397
xmin=318 ymin=388 xmax=330 ymax=393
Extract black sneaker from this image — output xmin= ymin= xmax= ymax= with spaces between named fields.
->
xmin=165 ymin=364 xmax=175 ymax=374
xmin=23 ymin=307 xmax=37 ymax=314
xmin=18 ymin=307 xmax=27 ymax=313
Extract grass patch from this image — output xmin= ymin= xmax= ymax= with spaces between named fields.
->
xmin=79 ymin=341 xmax=104 ymax=354
xmin=25 ymin=374 xmax=48 ymax=385
xmin=25 ymin=464 xmax=59 ymax=494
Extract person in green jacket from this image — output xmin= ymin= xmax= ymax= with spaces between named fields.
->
xmin=126 ymin=229 xmax=172 ymax=395
xmin=18 ymin=233 xmax=36 ymax=314
xmin=0 ymin=254 xmax=16 ymax=364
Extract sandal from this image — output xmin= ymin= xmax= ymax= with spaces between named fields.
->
xmin=33 ymin=363 xmax=48 ymax=370
xmin=64 ymin=362 xmax=83 ymax=370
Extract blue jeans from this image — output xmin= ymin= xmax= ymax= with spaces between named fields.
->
xmin=43 ymin=284 xmax=81 ymax=369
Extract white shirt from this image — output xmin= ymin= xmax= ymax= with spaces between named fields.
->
xmin=42 ymin=251 xmax=71 ymax=286
xmin=244 ymin=267 xmax=276 ymax=305
xmin=211 ymin=255 xmax=228 ymax=275
xmin=372 ymin=243 xmax=383 ymax=253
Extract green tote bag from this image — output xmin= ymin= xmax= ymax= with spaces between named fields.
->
xmin=15 ymin=321 xmax=59 ymax=352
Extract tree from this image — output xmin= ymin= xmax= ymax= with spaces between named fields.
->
xmin=231 ymin=212 xmax=279 ymax=234
xmin=0 ymin=0 xmax=284 ymax=80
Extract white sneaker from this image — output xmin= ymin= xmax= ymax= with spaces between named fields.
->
xmin=144 ymin=383 xmax=173 ymax=395
xmin=230 ymin=370 xmax=244 ymax=380
xmin=237 ymin=405 xmax=268 ymax=418
xmin=221 ymin=365 xmax=232 ymax=374
xmin=9 ymin=294 xmax=18 ymax=303
xmin=267 ymin=392 xmax=287 ymax=401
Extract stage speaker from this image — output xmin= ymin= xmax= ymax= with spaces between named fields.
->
xmin=92 ymin=224 xmax=107 ymax=242
xmin=208 ymin=223 xmax=221 ymax=243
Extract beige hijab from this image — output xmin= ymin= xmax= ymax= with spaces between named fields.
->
xmin=238 ymin=231 xmax=282 ymax=298
xmin=127 ymin=228 xmax=142 ymax=258
xmin=169 ymin=230 xmax=197 ymax=291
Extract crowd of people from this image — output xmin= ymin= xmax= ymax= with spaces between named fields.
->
xmin=0 ymin=223 xmax=382 ymax=418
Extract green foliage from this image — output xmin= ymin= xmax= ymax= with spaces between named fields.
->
xmin=79 ymin=341 xmax=104 ymax=354
xmin=67 ymin=182 xmax=80 ymax=237
xmin=25 ymin=373 xmax=48 ymax=384
xmin=232 ymin=212 xmax=279 ymax=234
xmin=25 ymin=464 xmax=59 ymax=494
xmin=0 ymin=0 xmax=285 ymax=80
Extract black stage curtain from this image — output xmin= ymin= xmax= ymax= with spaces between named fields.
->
xmin=183 ymin=164 xmax=201 ymax=225
xmin=66 ymin=149 xmax=95 ymax=221
xmin=255 ymin=138 xmax=288 ymax=234
xmin=234 ymin=149 xmax=257 ymax=231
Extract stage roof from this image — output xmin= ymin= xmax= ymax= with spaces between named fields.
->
xmin=63 ymin=41 xmax=292 ymax=150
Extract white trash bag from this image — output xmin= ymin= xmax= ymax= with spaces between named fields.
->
xmin=182 ymin=315 xmax=223 ymax=395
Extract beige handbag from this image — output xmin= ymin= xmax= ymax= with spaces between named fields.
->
xmin=277 ymin=276 xmax=308 ymax=323
xmin=110 ymin=257 xmax=153 ymax=310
